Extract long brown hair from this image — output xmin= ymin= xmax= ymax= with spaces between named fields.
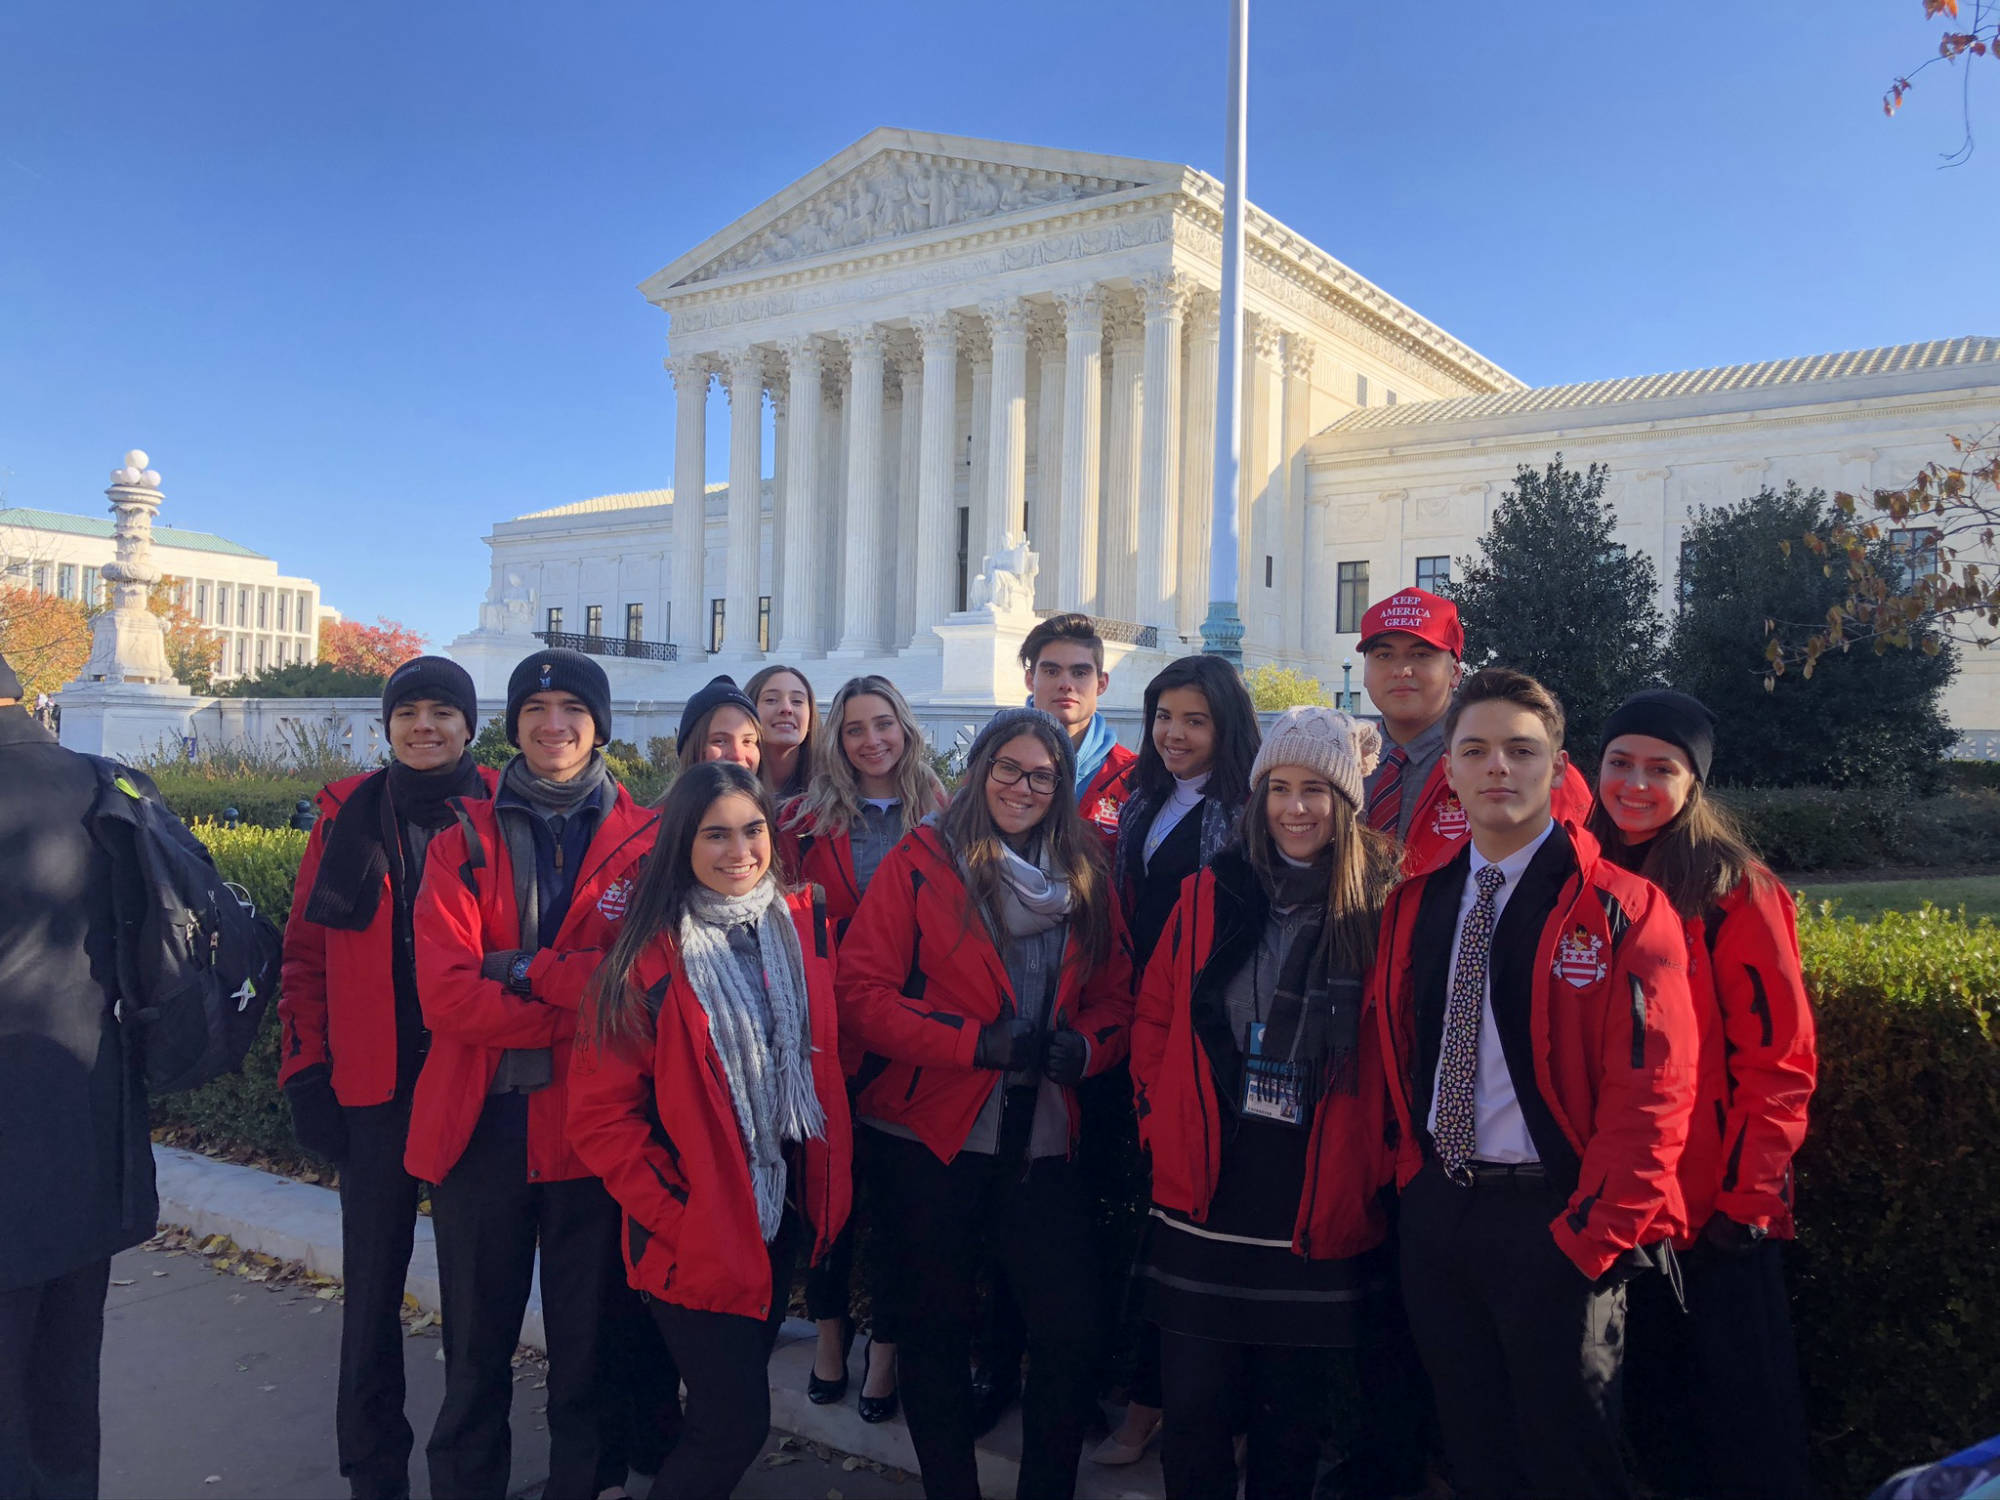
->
xmin=1586 ymin=778 xmax=1769 ymax=920
xmin=1240 ymin=771 xmax=1399 ymax=973
xmin=745 ymin=663 xmax=817 ymax=799
xmin=787 ymin=675 xmax=945 ymax=841
xmin=936 ymin=713 xmax=1113 ymax=964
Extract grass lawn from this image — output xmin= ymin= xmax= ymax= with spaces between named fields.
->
xmin=1789 ymin=874 xmax=2000 ymax=923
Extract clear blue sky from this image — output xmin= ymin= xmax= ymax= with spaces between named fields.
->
xmin=2 ymin=1 xmax=1993 ymax=646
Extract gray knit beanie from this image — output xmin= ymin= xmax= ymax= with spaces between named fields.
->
xmin=1250 ymin=706 xmax=1382 ymax=813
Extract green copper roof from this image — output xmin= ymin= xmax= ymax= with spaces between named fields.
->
xmin=0 ymin=507 xmax=268 ymax=559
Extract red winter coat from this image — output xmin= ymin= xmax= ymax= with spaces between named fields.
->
xmin=1080 ymin=743 xmax=1139 ymax=841
xmin=567 ymin=891 xmax=853 ymax=1319
xmin=1398 ymin=757 xmax=1596 ymax=876
xmin=279 ymin=767 xmax=502 ymax=1104
xmin=1132 ymin=853 xmax=1395 ymax=1261
xmin=406 ymin=787 xmax=657 ymax=1185
xmin=1375 ymin=825 xmax=1699 ymax=1279
xmin=1675 ymin=874 xmax=1816 ymax=1243
xmin=836 ymin=824 xmax=1137 ymax=1162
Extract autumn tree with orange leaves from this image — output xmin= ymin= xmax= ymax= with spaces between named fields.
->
xmin=0 ymin=587 xmax=90 ymax=699
xmin=317 ymin=616 xmax=428 ymax=681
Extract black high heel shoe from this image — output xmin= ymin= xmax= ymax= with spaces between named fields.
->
xmin=858 ymin=1337 xmax=900 ymax=1424
xmin=807 ymin=1318 xmax=855 ymax=1405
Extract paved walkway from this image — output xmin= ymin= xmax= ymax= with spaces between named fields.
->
xmin=99 ymin=1239 xmax=913 ymax=1499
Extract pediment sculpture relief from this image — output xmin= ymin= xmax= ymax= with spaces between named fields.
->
xmin=682 ymin=153 xmax=1142 ymax=284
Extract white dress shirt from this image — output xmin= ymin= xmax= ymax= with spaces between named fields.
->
xmin=1426 ymin=819 xmax=1555 ymax=1163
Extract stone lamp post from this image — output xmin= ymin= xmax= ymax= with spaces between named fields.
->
xmin=79 ymin=449 xmax=175 ymax=683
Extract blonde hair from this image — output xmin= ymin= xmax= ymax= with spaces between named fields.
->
xmin=786 ymin=675 xmax=944 ymax=841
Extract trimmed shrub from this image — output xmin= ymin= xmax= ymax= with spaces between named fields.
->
xmin=1717 ymin=787 xmax=2000 ymax=873
xmin=1790 ymin=906 xmax=2000 ymax=1497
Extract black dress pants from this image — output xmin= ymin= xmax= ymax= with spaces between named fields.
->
xmin=336 ymin=1092 xmax=423 ymax=1500
xmin=869 ymin=1130 xmax=1101 ymax=1500
xmin=0 ymin=1257 xmax=109 ymax=1500
xmin=647 ymin=1212 xmax=799 ymax=1500
xmin=426 ymin=1112 xmax=632 ymax=1500
xmin=1160 ymin=1331 xmax=1337 ymax=1500
xmin=804 ymin=1127 xmax=902 ymax=1343
xmin=1399 ymin=1161 xmax=1632 ymax=1500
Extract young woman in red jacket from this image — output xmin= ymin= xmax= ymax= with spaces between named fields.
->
xmin=280 ymin=656 xmax=496 ymax=1500
xmin=1588 ymin=689 xmax=1816 ymax=1500
xmin=777 ymin=674 xmax=946 ymax=1424
xmin=837 ymin=706 xmax=1136 ymax=1500
xmin=1131 ymin=706 xmax=1400 ymax=1500
xmin=569 ymin=759 xmax=851 ymax=1500
xmin=747 ymin=662 xmax=818 ymax=802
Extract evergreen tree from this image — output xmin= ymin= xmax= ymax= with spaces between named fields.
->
xmin=1669 ymin=484 xmax=1956 ymax=789
xmin=1445 ymin=456 xmax=1664 ymax=752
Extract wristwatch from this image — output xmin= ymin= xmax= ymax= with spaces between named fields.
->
xmin=507 ymin=953 xmax=534 ymax=993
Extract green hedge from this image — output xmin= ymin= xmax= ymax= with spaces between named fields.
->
xmin=1718 ymin=787 xmax=2000 ymax=873
xmin=1791 ymin=906 xmax=1999 ymax=1498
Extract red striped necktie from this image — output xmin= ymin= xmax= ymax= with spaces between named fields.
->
xmin=1367 ymin=744 xmax=1408 ymax=833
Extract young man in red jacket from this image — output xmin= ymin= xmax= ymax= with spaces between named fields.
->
xmin=280 ymin=656 xmax=497 ymax=1500
xmin=1024 ymin=612 xmax=1136 ymax=840
xmin=1375 ymin=668 xmax=1698 ymax=1500
xmin=1358 ymin=588 xmax=1591 ymax=872
xmin=407 ymin=648 xmax=659 ymax=1500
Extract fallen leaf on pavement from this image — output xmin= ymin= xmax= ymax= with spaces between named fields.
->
xmin=843 ymin=1456 xmax=862 ymax=1471
xmin=111 ymin=1279 xmax=135 ymax=1286
xmin=765 ymin=1453 xmax=801 ymax=1467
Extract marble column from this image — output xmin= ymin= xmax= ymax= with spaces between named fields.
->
xmin=668 ymin=353 xmax=710 ymax=658
xmin=775 ymin=335 xmax=823 ymax=657
xmin=965 ymin=323 xmax=993 ymax=573
xmin=834 ymin=324 xmax=887 ymax=656
xmin=1137 ymin=271 xmax=1192 ymax=635
xmin=1031 ymin=308 xmax=1065 ymax=610
xmin=909 ymin=312 xmax=959 ymax=646
xmin=817 ymin=352 xmax=848 ymax=652
xmin=1280 ymin=332 xmax=1317 ymax=662
xmin=766 ymin=349 xmax=789 ymax=655
xmin=1055 ymin=286 xmax=1104 ymax=615
xmin=895 ymin=347 xmax=924 ymax=648
xmin=1177 ymin=290 xmax=1221 ymax=642
xmin=720 ymin=347 xmax=766 ymax=656
xmin=1239 ymin=313 xmax=1283 ymax=640
xmin=1101 ymin=297 xmax=1146 ymax=624
xmin=981 ymin=298 xmax=1030 ymax=564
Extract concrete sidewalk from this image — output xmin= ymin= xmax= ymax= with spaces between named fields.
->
xmin=151 ymin=1145 xmax=1164 ymax=1499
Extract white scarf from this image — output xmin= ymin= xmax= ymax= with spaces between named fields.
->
xmin=677 ymin=876 xmax=826 ymax=1241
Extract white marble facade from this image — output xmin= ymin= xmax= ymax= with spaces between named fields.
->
xmin=451 ymin=128 xmax=2000 ymax=732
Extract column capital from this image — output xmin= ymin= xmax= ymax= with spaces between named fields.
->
xmin=1245 ymin=312 xmax=1283 ymax=365
xmin=1104 ymin=295 xmax=1145 ymax=348
xmin=840 ymin=322 xmax=886 ymax=360
xmin=1187 ymin=286 xmax=1222 ymax=336
xmin=912 ymin=310 xmax=959 ymax=353
xmin=665 ymin=352 xmax=713 ymax=392
xmin=1282 ymin=331 xmax=1316 ymax=382
xmin=1028 ymin=304 xmax=1065 ymax=362
xmin=719 ymin=345 xmax=765 ymax=405
xmin=979 ymin=296 xmax=1031 ymax=344
xmin=777 ymin=332 xmax=825 ymax=378
xmin=1054 ymin=283 xmax=1104 ymax=338
xmin=1136 ymin=269 xmax=1197 ymax=324
xmin=959 ymin=315 xmax=993 ymax=368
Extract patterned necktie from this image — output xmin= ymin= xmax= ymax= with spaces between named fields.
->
xmin=1367 ymin=744 xmax=1408 ymax=833
xmin=1434 ymin=862 xmax=1507 ymax=1184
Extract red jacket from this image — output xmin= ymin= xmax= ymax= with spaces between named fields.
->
xmin=1375 ymin=824 xmax=1699 ymax=1279
xmin=406 ymin=786 xmax=657 ymax=1185
xmin=1081 ymin=743 xmax=1139 ymax=841
xmin=567 ymin=891 xmax=853 ymax=1319
xmin=1132 ymin=854 xmax=1395 ymax=1262
xmin=279 ymin=768 xmax=502 ymax=1104
xmin=1676 ymin=874 xmax=1816 ymax=1243
xmin=1399 ymin=756 xmax=1596 ymax=876
xmin=836 ymin=824 xmax=1137 ymax=1162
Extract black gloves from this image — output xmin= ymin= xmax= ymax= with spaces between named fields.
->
xmin=974 ymin=1018 xmax=1038 ymax=1071
xmin=1700 ymin=1212 xmax=1763 ymax=1256
xmin=284 ymin=1063 xmax=348 ymax=1163
xmin=1041 ymin=1029 xmax=1091 ymax=1085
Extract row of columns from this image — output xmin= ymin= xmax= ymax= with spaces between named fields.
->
xmin=666 ymin=283 xmax=1317 ymax=662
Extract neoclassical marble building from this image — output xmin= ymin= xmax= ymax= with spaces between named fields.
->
xmin=451 ymin=128 xmax=2000 ymax=733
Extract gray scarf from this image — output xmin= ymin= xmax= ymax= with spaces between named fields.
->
xmin=988 ymin=837 xmax=1075 ymax=939
xmin=678 ymin=875 xmax=826 ymax=1241
xmin=501 ymin=750 xmax=611 ymax=817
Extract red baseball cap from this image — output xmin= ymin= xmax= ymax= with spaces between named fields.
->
xmin=1356 ymin=588 xmax=1464 ymax=658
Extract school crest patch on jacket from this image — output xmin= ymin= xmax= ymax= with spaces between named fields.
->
xmin=1552 ymin=925 xmax=1607 ymax=989
xmin=1431 ymin=792 xmax=1468 ymax=841
xmin=596 ymin=877 xmax=633 ymax=922
xmin=1090 ymin=795 xmax=1122 ymax=832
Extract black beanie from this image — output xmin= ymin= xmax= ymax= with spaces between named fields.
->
xmin=677 ymin=674 xmax=758 ymax=749
xmin=0 ymin=652 xmax=20 ymax=701
xmin=505 ymin=648 xmax=612 ymax=747
xmin=382 ymin=655 xmax=479 ymax=730
xmin=1599 ymin=689 xmax=1717 ymax=783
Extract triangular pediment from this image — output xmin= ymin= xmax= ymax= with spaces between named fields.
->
xmin=643 ymin=128 xmax=1183 ymax=298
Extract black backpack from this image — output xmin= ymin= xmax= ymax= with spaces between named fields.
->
xmin=87 ymin=760 xmax=283 ymax=1094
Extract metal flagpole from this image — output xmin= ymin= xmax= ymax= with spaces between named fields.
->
xmin=1200 ymin=0 xmax=1248 ymax=665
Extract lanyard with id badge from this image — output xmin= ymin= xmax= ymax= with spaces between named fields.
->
xmin=1241 ymin=1018 xmax=1310 ymax=1127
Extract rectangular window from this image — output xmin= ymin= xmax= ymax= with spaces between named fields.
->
xmin=1386 ymin=389 xmax=1399 ymax=407
xmin=625 ymin=602 xmax=644 ymax=641
xmin=546 ymin=606 xmax=563 ymax=635
xmin=257 ymin=589 xmax=270 ymax=629
xmin=57 ymin=564 xmax=77 ymax=600
xmin=1415 ymin=556 xmax=1450 ymax=592
xmin=1889 ymin=527 xmax=1942 ymax=591
xmin=1264 ymin=555 xmax=1273 ymax=588
xmin=277 ymin=593 xmax=289 ymax=631
xmin=955 ymin=507 xmax=970 ymax=611
xmin=234 ymin=636 xmax=246 ymax=674
xmin=1355 ymin=374 xmax=1369 ymax=406
xmin=217 ymin=588 xmax=230 ymax=626
xmin=31 ymin=563 xmax=49 ymax=593
xmin=585 ymin=604 xmax=603 ymax=638
xmin=82 ymin=566 xmax=102 ymax=606
xmin=758 ymin=596 xmax=771 ymax=653
xmin=709 ymin=598 xmax=726 ymax=654
xmin=195 ymin=582 xmax=209 ymax=621
xmin=256 ymin=637 xmax=267 ymax=672
xmin=1336 ymin=561 xmax=1371 ymax=634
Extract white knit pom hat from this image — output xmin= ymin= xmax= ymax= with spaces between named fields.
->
xmin=1250 ymin=706 xmax=1382 ymax=813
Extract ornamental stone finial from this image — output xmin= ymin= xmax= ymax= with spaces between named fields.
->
xmin=76 ymin=448 xmax=174 ymax=685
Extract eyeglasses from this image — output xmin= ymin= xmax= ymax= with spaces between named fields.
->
xmin=989 ymin=757 xmax=1059 ymax=796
